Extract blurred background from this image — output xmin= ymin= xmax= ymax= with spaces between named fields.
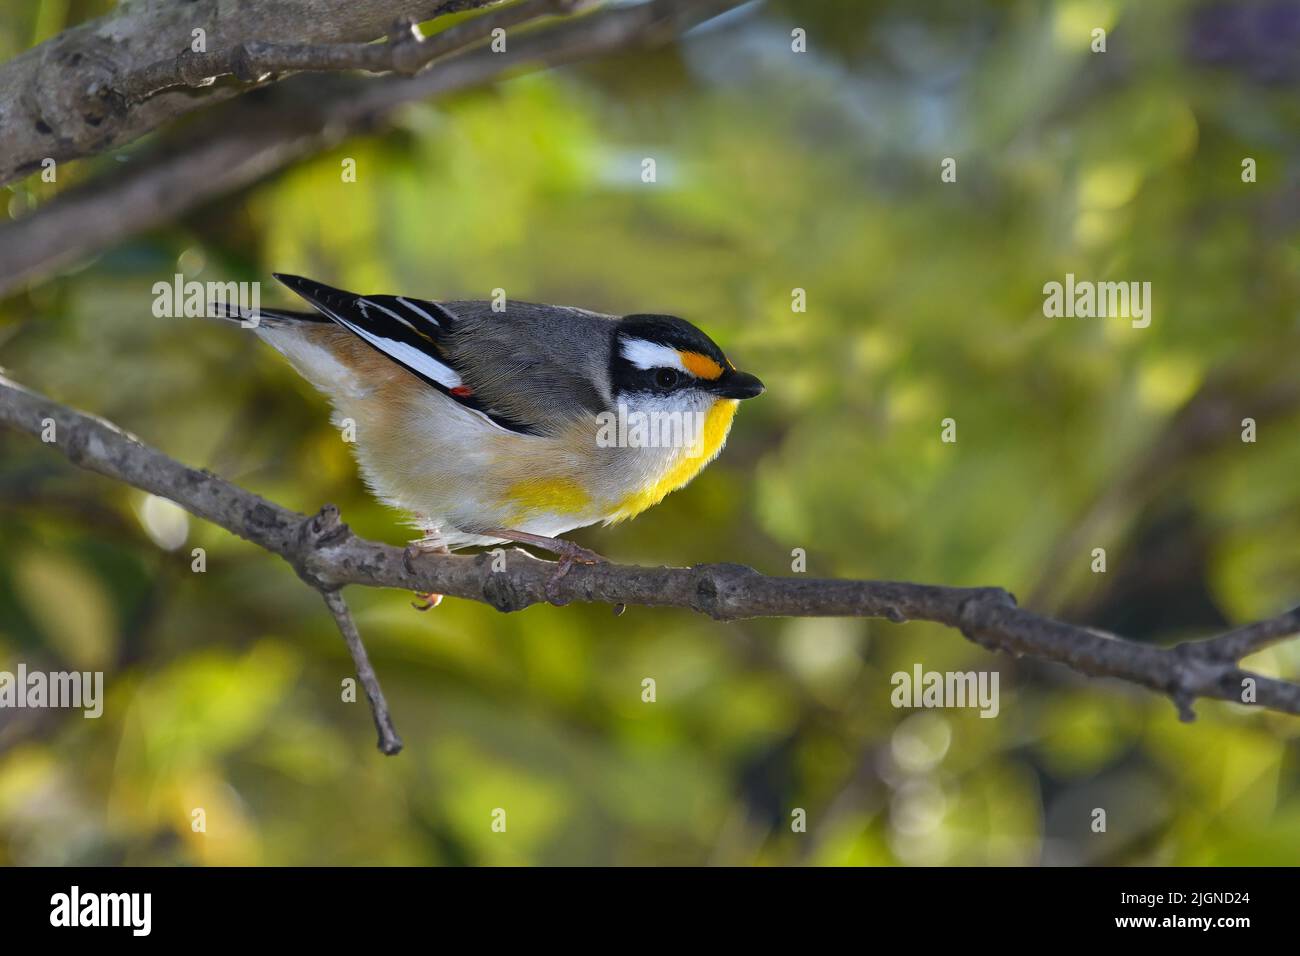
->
xmin=1 ymin=0 xmax=1299 ymax=865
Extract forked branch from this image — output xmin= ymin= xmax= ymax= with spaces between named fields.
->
xmin=2 ymin=375 xmax=1297 ymax=754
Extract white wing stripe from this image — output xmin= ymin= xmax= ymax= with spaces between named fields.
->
xmin=342 ymin=322 xmax=464 ymax=389
xmin=359 ymin=296 xmax=418 ymax=333
xmin=310 ymin=298 xmax=463 ymax=390
xmin=395 ymin=296 xmax=443 ymax=328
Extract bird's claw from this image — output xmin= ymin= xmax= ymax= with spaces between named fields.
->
xmin=404 ymin=532 xmax=448 ymax=612
xmin=411 ymin=591 xmax=443 ymax=611
xmin=544 ymin=544 xmax=605 ymax=605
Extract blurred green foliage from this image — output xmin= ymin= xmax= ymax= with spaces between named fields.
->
xmin=1 ymin=0 xmax=1298 ymax=865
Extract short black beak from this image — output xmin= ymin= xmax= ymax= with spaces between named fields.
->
xmin=713 ymin=370 xmax=765 ymax=399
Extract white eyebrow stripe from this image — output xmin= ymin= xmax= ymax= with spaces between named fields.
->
xmin=395 ymin=296 xmax=442 ymax=328
xmin=620 ymin=337 xmax=686 ymax=372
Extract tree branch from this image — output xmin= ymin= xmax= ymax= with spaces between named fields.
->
xmin=116 ymin=0 xmax=587 ymax=104
xmin=0 ymin=0 xmax=746 ymax=298
xmin=0 ymin=0 xmax=499 ymax=187
xmin=3 ymin=374 xmax=1298 ymax=755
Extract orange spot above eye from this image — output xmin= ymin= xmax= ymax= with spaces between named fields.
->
xmin=450 ymin=385 xmax=473 ymax=397
xmin=678 ymin=351 xmax=724 ymax=380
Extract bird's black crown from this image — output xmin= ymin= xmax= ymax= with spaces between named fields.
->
xmin=616 ymin=313 xmax=728 ymax=366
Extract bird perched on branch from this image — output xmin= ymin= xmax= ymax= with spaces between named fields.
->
xmin=215 ymin=274 xmax=764 ymax=606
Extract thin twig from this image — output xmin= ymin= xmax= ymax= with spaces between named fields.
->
xmin=1184 ymin=606 xmax=1300 ymax=662
xmin=322 ymin=589 xmax=403 ymax=755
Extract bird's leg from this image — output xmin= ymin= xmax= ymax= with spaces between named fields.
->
xmin=404 ymin=522 xmax=449 ymax=610
xmin=483 ymin=528 xmax=605 ymax=564
xmin=481 ymin=528 xmax=606 ymax=603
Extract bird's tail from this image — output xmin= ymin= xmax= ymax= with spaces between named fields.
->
xmin=204 ymin=301 xmax=328 ymax=328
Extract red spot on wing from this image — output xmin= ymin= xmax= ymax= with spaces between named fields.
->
xmin=450 ymin=385 xmax=474 ymax=397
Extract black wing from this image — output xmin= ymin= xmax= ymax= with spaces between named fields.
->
xmin=273 ymin=273 xmax=539 ymax=435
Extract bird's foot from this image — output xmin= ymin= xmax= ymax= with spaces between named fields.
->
xmin=403 ymin=529 xmax=449 ymax=610
xmin=545 ymin=543 xmax=606 ymax=604
xmin=481 ymin=529 xmax=606 ymax=605
xmin=411 ymin=591 xmax=443 ymax=611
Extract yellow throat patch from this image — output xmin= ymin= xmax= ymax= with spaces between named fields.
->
xmin=608 ymin=397 xmax=739 ymax=522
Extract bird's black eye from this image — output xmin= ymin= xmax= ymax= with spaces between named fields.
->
xmin=654 ymin=368 xmax=680 ymax=389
